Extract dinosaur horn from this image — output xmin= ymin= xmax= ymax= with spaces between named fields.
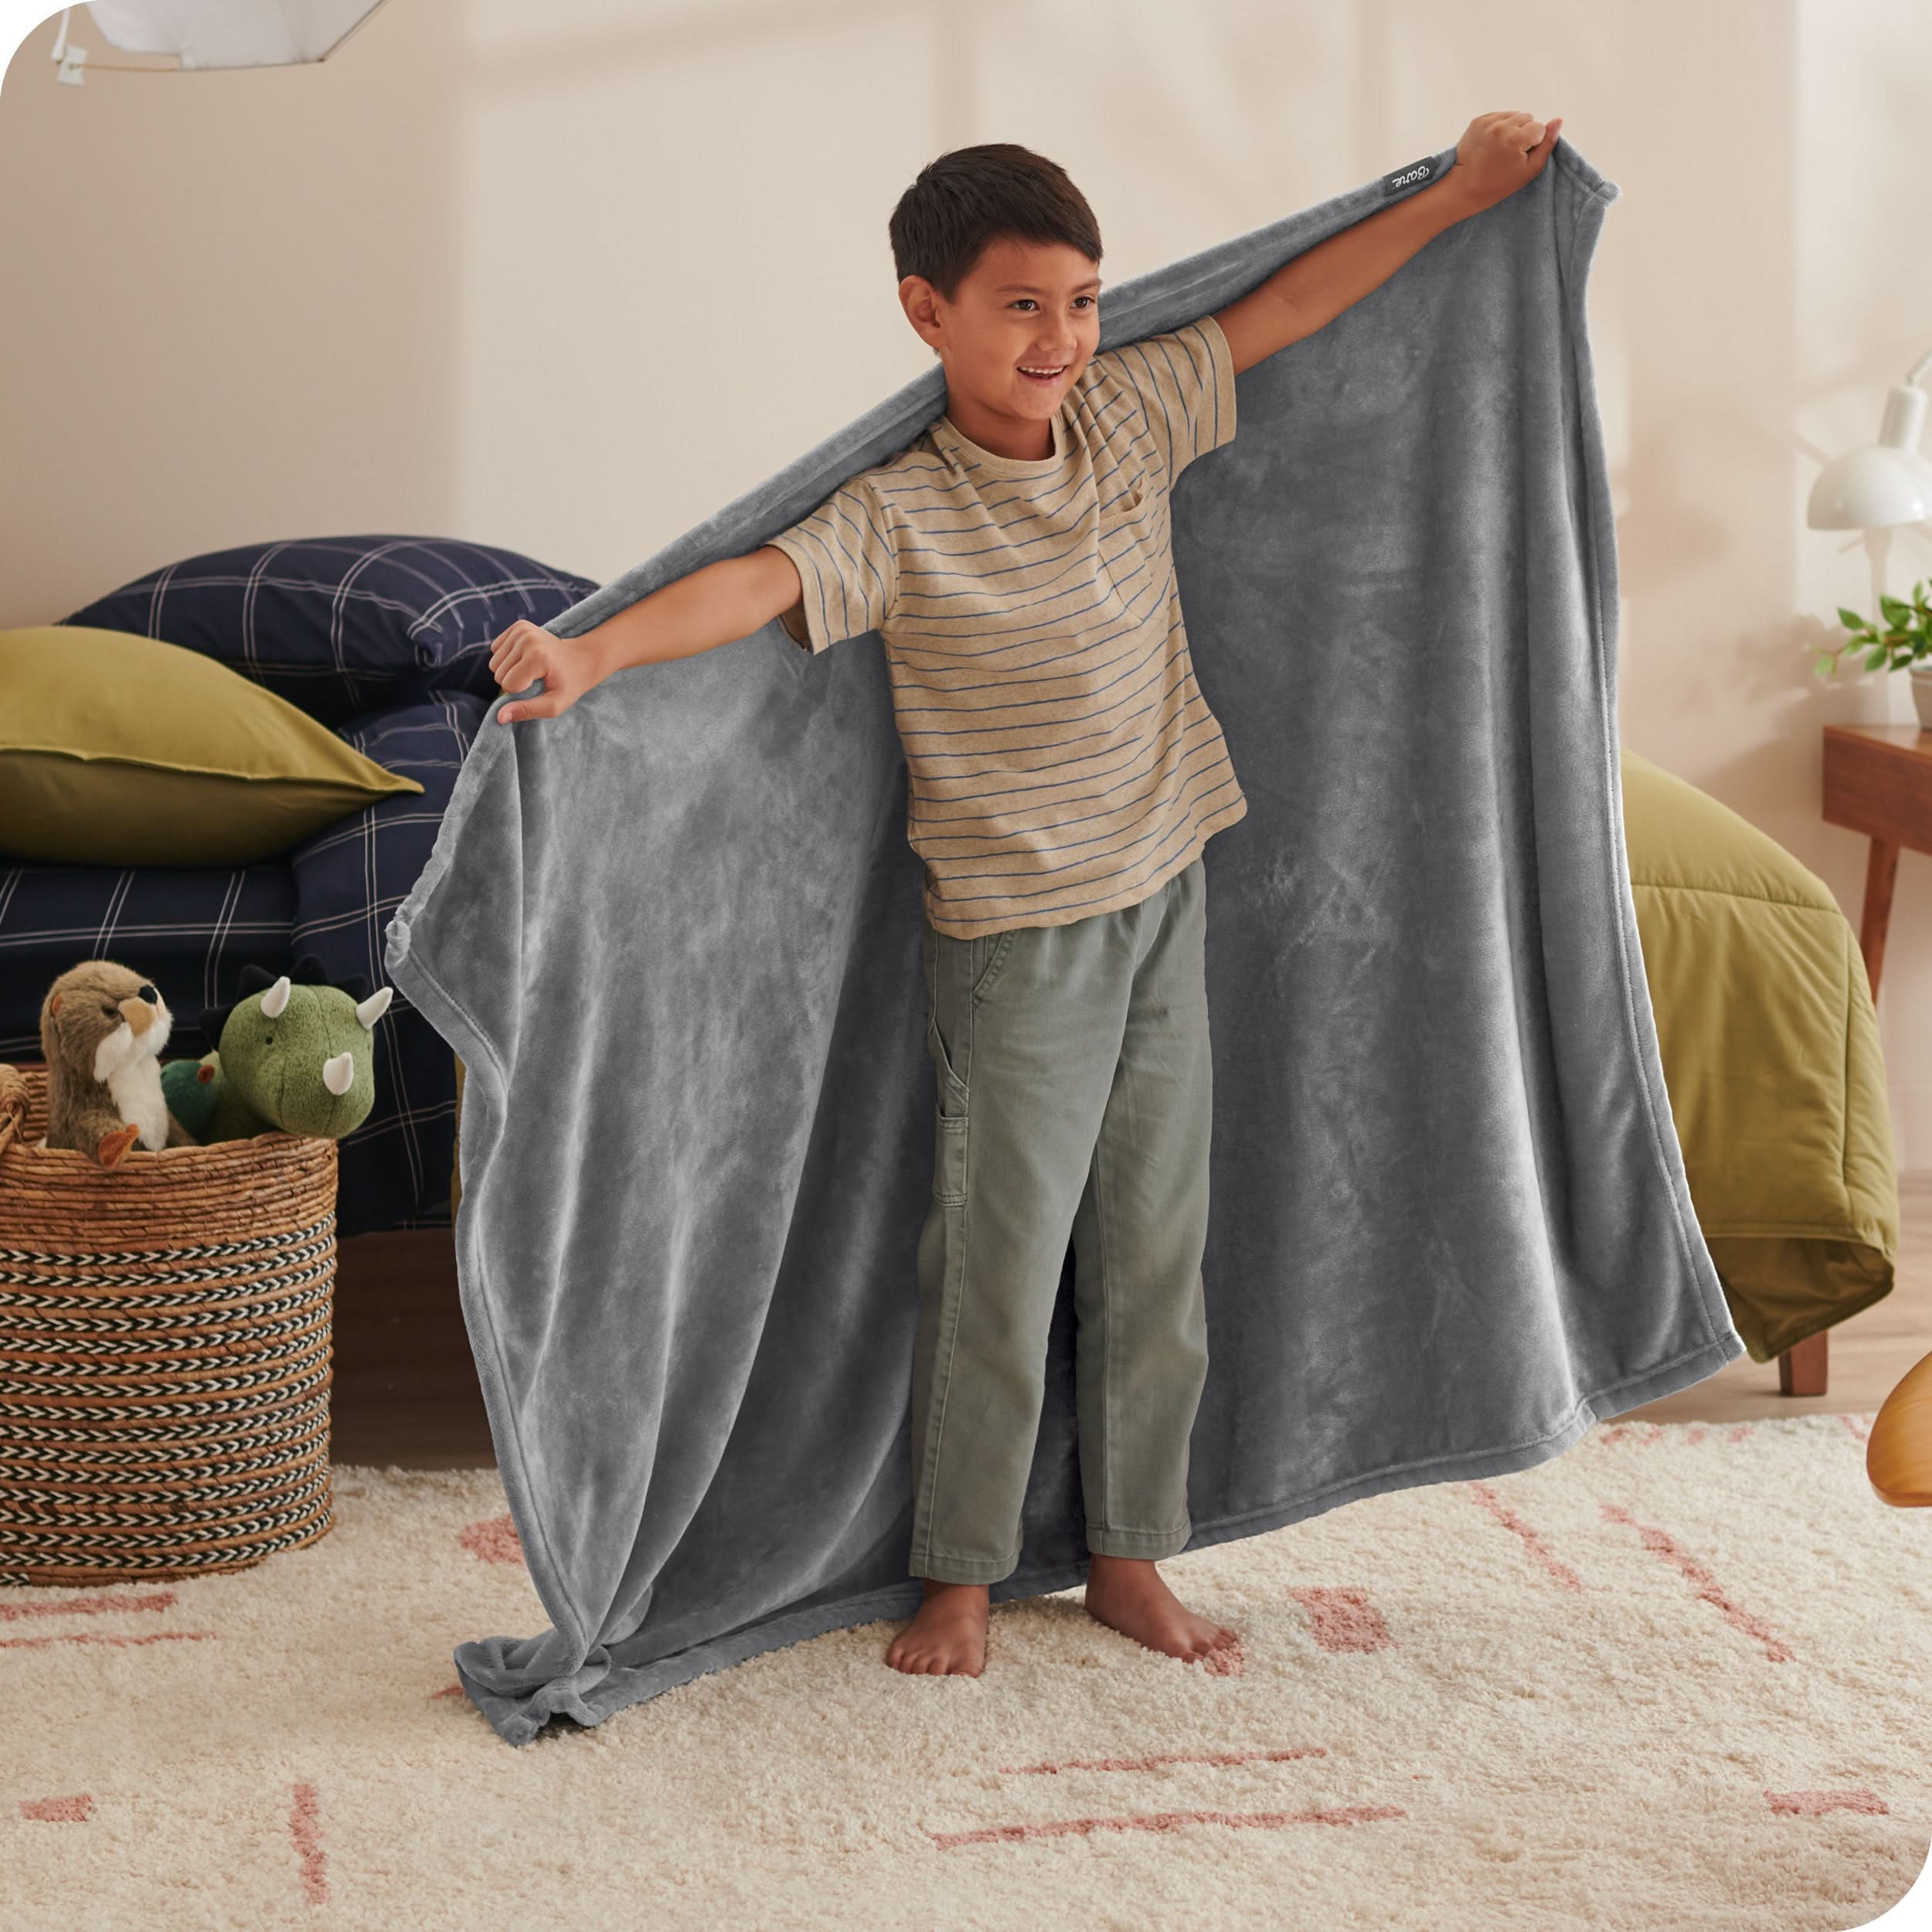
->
xmin=260 ymin=975 xmax=293 ymax=1019
xmin=355 ymin=985 xmax=393 ymax=1029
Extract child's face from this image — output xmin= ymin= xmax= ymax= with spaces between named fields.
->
xmin=903 ymin=236 xmax=1101 ymax=431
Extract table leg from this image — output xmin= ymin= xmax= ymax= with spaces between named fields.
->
xmin=1859 ymin=836 xmax=1900 ymax=1000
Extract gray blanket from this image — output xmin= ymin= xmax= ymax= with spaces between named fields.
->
xmin=383 ymin=134 xmax=1745 ymax=1749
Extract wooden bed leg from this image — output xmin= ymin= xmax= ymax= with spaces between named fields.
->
xmin=1779 ymin=1330 xmax=1828 ymax=1397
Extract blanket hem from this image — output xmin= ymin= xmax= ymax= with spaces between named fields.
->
xmin=382 ymin=902 xmax=595 ymax=1668
xmin=1563 ymin=156 xmax=1739 ymax=1363
xmin=464 ymin=1324 xmax=1744 ymax=1748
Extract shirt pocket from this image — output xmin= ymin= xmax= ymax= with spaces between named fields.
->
xmin=1098 ymin=464 xmax=1160 ymax=550
xmin=1107 ymin=468 xmax=1151 ymax=519
xmin=1097 ymin=466 xmax=1162 ymax=607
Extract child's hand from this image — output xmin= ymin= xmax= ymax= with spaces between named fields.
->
xmin=1451 ymin=111 xmax=1563 ymax=211
xmin=488 ymin=619 xmax=607 ymax=725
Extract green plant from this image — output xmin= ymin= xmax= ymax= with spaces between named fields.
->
xmin=1815 ymin=577 xmax=1932 ymax=679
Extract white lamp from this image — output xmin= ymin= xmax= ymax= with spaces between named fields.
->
xmin=1807 ymin=347 xmax=1932 ymax=531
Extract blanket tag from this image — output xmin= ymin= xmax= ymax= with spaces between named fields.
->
xmin=1382 ymin=154 xmax=1447 ymax=197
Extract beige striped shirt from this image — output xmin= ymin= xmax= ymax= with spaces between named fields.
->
xmin=767 ymin=313 xmax=1247 ymax=939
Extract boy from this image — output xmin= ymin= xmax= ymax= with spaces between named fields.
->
xmin=487 ymin=110 xmax=1561 ymax=1679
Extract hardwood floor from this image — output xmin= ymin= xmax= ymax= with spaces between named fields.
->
xmin=329 ymin=1230 xmax=492 ymax=1470
xmin=328 ymin=1180 xmax=1932 ymax=1468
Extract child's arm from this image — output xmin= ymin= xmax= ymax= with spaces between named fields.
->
xmin=488 ymin=546 xmax=805 ymax=724
xmin=1212 ymin=111 xmax=1563 ymax=379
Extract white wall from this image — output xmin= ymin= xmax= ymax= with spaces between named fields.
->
xmin=5 ymin=0 xmax=1931 ymax=1157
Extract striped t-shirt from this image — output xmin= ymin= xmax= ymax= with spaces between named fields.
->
xmin=765 ymin=312 xmax=1247 ymax=940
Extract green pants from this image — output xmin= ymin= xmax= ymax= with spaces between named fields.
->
xmin=911 ymin=856 xmax=1214 ymax=1584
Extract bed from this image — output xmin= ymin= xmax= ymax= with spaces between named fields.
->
xmin=5 ymin=536 xmax=1896 ymax=1376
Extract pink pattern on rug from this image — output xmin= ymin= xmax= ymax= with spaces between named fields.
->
xmin=19 ymin=1794 xmax=93 ymax=1821
xmin=930 ymin=1803 xmax=1405 ymax=1848
xmin=1685 ymin=1425 xmax=1709 ymax=1445
xmin=1766 ymin=1787 xmax=1888 ymax=1816
xmin=1601 ymin=1503 xmax=1795 ymax=1661
xmin=289 ymin=1781 xmax=328 ymax=1903
xmin=1288 ymin=1587 xmax=1393 ymax=1651
xmin=1465 ymin=1482 xmax=1586 ymax=1590
xmin=1839 ymin=1413 xmax=1874 ymax=1445
xmin=0 ymin=1588 xmax=176 ymax=1622
xmin=0 ymin=1629 xmax=213 ymax=1651
xmin=1594 ymin=1422 xmax=1668 ymax=1447
xmin=460 ymin=1514 xmax=526 ymax=1565
xmin=1727 ymin=1423 xmax=1756 ymax=1443
xmin=998 ymin=1744 xmax=1327 ymax=1776
xmin=432 ymin=1682 xmax=468 ymax=1700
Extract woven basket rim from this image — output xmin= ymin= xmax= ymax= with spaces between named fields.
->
xmin=0 ymin=1060 xmax=334 ymax=1172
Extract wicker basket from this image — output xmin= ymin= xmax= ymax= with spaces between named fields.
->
xmin=0 ymin=1061 xmax=338 ymax=1586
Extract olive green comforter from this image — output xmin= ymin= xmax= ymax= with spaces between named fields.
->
xmin=1623 ymin=745 xmax=1897 ymax=1361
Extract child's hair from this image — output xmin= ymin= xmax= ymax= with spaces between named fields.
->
xmin=888 ymin=143 xmax=1104 ymax=301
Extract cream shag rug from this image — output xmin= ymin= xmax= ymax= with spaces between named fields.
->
xmin=3 ymin=1413 xmax=1930 ymax=1932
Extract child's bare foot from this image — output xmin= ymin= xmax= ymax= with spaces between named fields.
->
xmin=886 ymin=1579 xmax=988 ymax=1675
xmin=1084 ymin=1554 xmax=1238 ymax=1662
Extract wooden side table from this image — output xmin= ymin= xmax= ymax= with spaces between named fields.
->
xmin=1809 ymin=722 xmax=1924 ymax=1396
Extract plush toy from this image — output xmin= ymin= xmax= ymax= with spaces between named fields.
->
xmin=160 ymin=955 xmax=393 ymax=1143
xmin=161 ymin=1047 xmax=222 ymax=1141
xmin=39 ymin=958 xmax=199 ymax=1168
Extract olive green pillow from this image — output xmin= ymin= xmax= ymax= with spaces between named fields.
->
xmin=0 ymin=624 xmax=425 ymax=867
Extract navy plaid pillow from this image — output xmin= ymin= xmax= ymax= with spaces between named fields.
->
xmin=60 ymin=534 xmax=600 ymax=728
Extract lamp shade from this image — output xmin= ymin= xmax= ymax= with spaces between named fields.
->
xmin=1808 ymin=378 xmax=1932 ymax=530
xmin=84 ymin=0 xmax=389 ymax=70
xmin=1808 ymin=447 xmax=1932 ymax=530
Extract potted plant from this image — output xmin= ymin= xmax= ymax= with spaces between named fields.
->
xmin=1815 ymin=577 xmax=1932 ymax=726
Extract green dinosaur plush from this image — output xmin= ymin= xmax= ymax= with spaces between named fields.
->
xmin=159 ymin=955 xmax=394 ymax=1143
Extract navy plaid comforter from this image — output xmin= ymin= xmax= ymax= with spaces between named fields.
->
xmin=1 ymin=693 xmax=485 ymax=1236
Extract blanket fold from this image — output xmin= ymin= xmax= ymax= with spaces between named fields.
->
xmin=383 ymin=134 xmax=1745 ymax=1748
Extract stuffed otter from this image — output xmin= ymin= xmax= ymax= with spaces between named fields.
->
xmin=39 ymin=958 xmax=199 ymax=1168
